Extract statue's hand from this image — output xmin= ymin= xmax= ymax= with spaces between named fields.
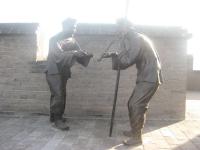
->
xmin=73 ymin=50 xmax=86 ymax=58
xmin=102 ymin=52 xmax=118 ymax=58
xmin=73 ymin=50 xmax=93 ymax=58
xmin=86 ymin=52 xmax=93 ymax=58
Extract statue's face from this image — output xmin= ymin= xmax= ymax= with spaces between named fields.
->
xmin=68 ymin=26 xmax=75 ymax=31
xmin=62 ymin=24 xmax=76 ymax=33
xmin=73 ymin=26 xmax=77 ymax=34
xmin=117 ymin=24 xmax=129 ymax=36
xmin=116 ymin=18 xmax=132 ymax=36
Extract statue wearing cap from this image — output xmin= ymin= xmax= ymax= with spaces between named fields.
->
xmin=101 ymin=18 xmax=163 ymax=146
xmin=45 ymin=18 xmax=93 ymax=130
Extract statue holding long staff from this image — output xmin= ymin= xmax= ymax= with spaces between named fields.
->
xmin=99 ymin=18 xmax=163 ymax=146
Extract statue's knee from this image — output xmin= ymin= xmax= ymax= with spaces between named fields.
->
xmin=137 ymin=106 xmax=148 ymax=114
xmin=129 ymin=105 xmax=147 ymax=116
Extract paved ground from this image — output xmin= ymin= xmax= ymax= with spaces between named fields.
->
xmin=0 ymin=115 xmax=200 ymax=150
xmin=0 ymin=91 xmax=199 ymax=150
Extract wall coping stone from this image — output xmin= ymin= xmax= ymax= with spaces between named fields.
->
xmin=76 ymin=23 xmax=192 ymax=39
xmin=0 ymin=23 xmax=39 ymax=34
xmin=0 ymin=23 xmax=191 ymax=39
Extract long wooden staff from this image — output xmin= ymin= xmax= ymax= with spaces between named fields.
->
xmin=109 ymin=0 xmax=130 ymax=137
xmin=109 ymin=65 xmax=120 ymax=137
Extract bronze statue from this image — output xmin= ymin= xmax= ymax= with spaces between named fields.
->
xmin=45 ymin=18 xmax=93 ymax=130
xmin=101 ymin=18 xmax=163 ymax=146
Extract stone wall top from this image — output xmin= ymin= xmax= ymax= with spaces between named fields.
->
xmin=0 ymin=23 xmax=39 ymax=35
xmin=76 ymin=23 xmax=191 ymax=39
xmin=0 ymin=23 xmax=191 ymax=39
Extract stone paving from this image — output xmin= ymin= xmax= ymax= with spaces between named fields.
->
xmin=0 ymin=92 xmax=200 ymax=150
xmin=0 ymin=113 xmax=199 ymax=150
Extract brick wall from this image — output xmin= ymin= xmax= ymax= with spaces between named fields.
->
xmin=187 ymin=55 xmax=200 ymax=91
xmin=0 ymin=23 xmax=49 ymax=113
xmin=0 ymin=23 xmax=190 ymax=120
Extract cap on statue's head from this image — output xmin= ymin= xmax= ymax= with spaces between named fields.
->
xmin=62 ymin=18 xmax=77 ymax=30
xmin=116 ymin=18 xmax=133 ymax=27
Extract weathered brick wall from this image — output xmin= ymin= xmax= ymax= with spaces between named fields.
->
xmin=187 ymin=55 xmax=200 ymax=91
xmin=0 ymin=23 xmax=190 ymax=120
xmin=0 ymin=23 xmax=49 ymax=113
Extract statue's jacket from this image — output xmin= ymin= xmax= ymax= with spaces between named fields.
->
xmin=45 ymin=31 xmax=91 ymax=78
xmin=112 ymin=30 xmax=163 ymax=84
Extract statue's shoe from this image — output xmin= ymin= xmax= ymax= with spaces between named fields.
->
xmin=123 ymin=137 xmax=142 ymax=146
xmin=50 ymin=116 xmax=68 ymax=123
xmin=123 ymin=130 xmax=133 ymax=137
xmin=54 ymin=120 xmax=70 ymax=131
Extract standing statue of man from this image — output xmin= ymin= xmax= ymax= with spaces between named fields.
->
xmin=45 ymin=18 xmax=93 ymax=130
xmin=102 ymin=18 xmax=163 ymax=146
